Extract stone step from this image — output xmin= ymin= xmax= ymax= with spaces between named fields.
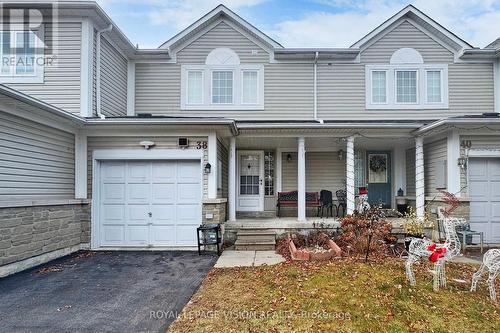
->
xmin=237 ymin=230 xmax=276 ymax=237
xmin=234 ymin=241 xmax=276 ymax=251
xmin=237 ymin=235 xmax=276 ymax=242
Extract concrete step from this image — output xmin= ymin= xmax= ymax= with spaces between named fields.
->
xmin=237 ymin=235 xmax=276 ymax=242
xmin=234 ymin=241 xmax=276 ymax=251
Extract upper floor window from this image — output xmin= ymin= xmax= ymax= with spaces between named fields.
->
xmin=181 ymin=48 xmax=264 ymax=110
xmin=365 ymin=48 xmax=448 ymax=109
xmin=0 ymin=30 xmax=43 ymax=83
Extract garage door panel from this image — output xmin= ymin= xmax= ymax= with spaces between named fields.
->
xmin=127 ymin=184 xmax=150 ymax=203
xmin=101 ymin=162 xmax=125 ymax=183
xmin=492 ymin=223 xmax=500 ymax=242
xmin=175 ymin=225 xmax=198 ymax=245
xmin=491 ymin=181 xmax=500 ymax=198
xmin=489 ymin=162 xmax=500 ymax=179
xmin=151 ymin=205 xmax=176 ymax=223
xmin=177 ymin=205 xmax=201 ymax=225
xmin=492 ymin=203 xmax=500 ymax=218
xmin=470 ymin=202 xmax=488 ymax=218
xmin=102 ymin=205 xmax=125 ymax=223
xmin=102 ymin=225 xmax=125 ymax=244
xmin=102 ymin=184 xmax=125 ymax=203
xmin=469 ymin=181 xmax=488 ymax=198
xmin=178 ymin=162 xmax=201 ymax=184
xmin=126 ymin=226 xmax=149 ymax=244
xmin=151 ymin=225 xmax=175 ymax=244
xmin=127 ymin=205 xmax=150 ymax=224
xmin=178 ymin=184 xmax=201 ymax=204
xmin=128 ymin=162 xmax=151 ymax=183
xmin=152 ymin=162 xmax=176 ymax=183
xmin=151 ymin=184 xmax=176 ymax=204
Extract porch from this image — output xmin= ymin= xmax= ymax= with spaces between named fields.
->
xmin=220 ymin=128 xmax=426 ymax=223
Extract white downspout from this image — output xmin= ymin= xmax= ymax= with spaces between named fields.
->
xmin=96 ymin=24 xmax=113 ymax=119
xmin=313 ymin=51 xmax=323 ymax=123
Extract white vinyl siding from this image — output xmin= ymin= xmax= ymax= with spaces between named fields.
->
xmin=187 ymin=70 xmax=203 ymax=104
xmin=100 ymin=37 xmax=128 ymax=117
xmin=242 ymin=70 xmax=258 ymax=104
xmin=396 ymin=70 xmax=417 ymax=103
xmin=0 ymin=112 xmax=75 ymax=201
xmin=211 ymin=70 xmax=233 ymax=104
xmin=426 ymin=70 xmax=442 ymax=103
xmin=371 ymin=70 xmax=386 ymax=104
xmin=424 ymin=139 xmax=447 ymax=197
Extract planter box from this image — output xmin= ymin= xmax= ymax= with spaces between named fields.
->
xmin=288 ymin=234 xmax=342 ymax=261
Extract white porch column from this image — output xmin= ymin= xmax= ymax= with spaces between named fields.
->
xmin=297 ymin=137 xmax=306 ymax=221
xmin=393 ymin=146 xmax=407 ymax=202
xmin=415 ymin=136 xmax=425 ymax=220
xmin=228 ymin=137 xmax=236 ymax=222
xmin=207 ymin=132 xmax=218 ymax=199
xmin=346 ymin=136 xmax=355 ymax=215
xmin=447 ymin=130 xmax=461 ymax=196
xmin=75 ymin=130 xmax=87 ymax=199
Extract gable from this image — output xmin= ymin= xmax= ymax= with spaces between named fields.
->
xmin=360 ymin=20 xmax=454 ymax=63
xmin=176 ymin=21 xmax=270 ymax=64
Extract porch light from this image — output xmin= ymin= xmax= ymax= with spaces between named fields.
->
xmin=204 ymin=163 xmax=212 ymax=174
xmin=457 ymin=157 xmax=467 ymax=170
xmin=286 ymin=153 xmax=292 ymax=162
xmin=338 ymin=149 xmax=344 ymax=160
xmin=460 ymin=140 xmax=472 ymax=149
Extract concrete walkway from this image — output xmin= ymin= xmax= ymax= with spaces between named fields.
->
xmin=214 ymin=250 xmax=285 ymax=268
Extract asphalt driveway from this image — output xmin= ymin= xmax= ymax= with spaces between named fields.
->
xmin=0 ymin=251 xmax=217 ymax=333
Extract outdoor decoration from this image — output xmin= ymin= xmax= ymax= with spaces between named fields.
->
xmin=357 ymin=187 xmax=370 ymax=214
xmin=402 ymin=206 xmax=433 ymax=250
xmin=438 ymin=190 xmax=461 ymax=217
xmin=369 ymin=154 xmax=387 ymax=172
xmin=405 ymin=218 xmax=462 ymax=291
xmin=286 ymin=232 xmax=342 ymax=261
xmin=470 ymin=249 xmax=500 ymax=301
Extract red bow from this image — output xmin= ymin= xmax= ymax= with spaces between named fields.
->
xmin=427 ymin=243 xmax=447 ymax=262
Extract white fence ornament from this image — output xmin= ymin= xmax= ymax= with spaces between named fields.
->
xmin=470 ymin=249 xmax=500 ymax=301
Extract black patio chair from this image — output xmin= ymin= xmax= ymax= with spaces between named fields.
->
xmin=318 ymin=190 xmax=335 ymax=218
xmin=336 ymin=189 xmax=347 ymax=217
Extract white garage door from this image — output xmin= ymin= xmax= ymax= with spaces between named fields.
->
xmin=98 ymin=160 xmax=201 ymax=247
xmin=469 ymin=158 xmax=500 ymax=243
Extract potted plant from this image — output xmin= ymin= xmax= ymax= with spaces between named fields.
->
xmin=402 ymin=206 xmax=432 ymax=251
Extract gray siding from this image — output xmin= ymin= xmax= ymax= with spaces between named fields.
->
xmin=360 ymin=20 xmax=454 ymax=63
xmin=177 ymin=21 xmax=269 ymax=64
xmin=0 ymin=112 xmax=75 ymax=200
xmin=6 ymin=23 xmax=82 ymax=115
xmin=406 ymin=148 xmax=416 ymax=197
xmin=424 ymin=138 xmax=447 ymax=197
xmin=87 ymin=136 xmax=208 ymax=198
xmin=281 ymin=152 xmax=345 ymax=193
xmin=217 ymin=139 xmax=228 ymax=198
xmin=100 ymin=37 xmax=128 ymax=117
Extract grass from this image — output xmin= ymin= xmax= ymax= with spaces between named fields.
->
xmin=168 ymin=258 xmax=499 ymax=333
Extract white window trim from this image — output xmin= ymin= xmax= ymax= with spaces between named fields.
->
xmin=370 ymin=69 xmax=388 ymax=105
xmin=395 ymin=69 xmax=419 ymax=105
xmin=186 ymin=70 xmax=204 ymax=105
xmin=241 ymin=69 xmax=259 ymax=105
xmin=210 ymin=69 xmax=234 ymax=105
xmin=365 ymin=64 xmax=448 ymax=110
xmin=181 ymin=64 xmax=264 ymax=110
xmin=425 ymin=69 xmax=443 ymax=104
xmin=0 ymin=28 xmax=44 ymax=84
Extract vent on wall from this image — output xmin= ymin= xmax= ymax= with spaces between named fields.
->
xmin=178 ymin=137 xmax=189 ymax=148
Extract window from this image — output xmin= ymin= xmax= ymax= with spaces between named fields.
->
xmin=212 ymin=70 xmax=233 ymax=104
xmin=15 ymin=31 xmax=35 ymax=75
xmin=242 ymin=70 xmax=258 ymax=104
xmin=396 ymin=70 xmax=417 ymax=103
xmin=187 ymin=71 xmax=203 ymax=104
xmin=0 ymin=30 xmax=43 ymax=83
xmin=0 ymin=32 xmax=11 ymax=75
xmin=264 ymin=151 xmax=274 ymax=196
xmin=426 ymin=70 xmax=442 ymax=103
xmin=371 ymin=70 xmax=386 ymax=104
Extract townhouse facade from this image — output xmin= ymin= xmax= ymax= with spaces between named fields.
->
xmin=1 ymin=2 xmax=499 ymax=274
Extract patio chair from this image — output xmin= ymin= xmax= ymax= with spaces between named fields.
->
xmin=318 ymin=190 xmax=335 ymax=218
xmin=336 ymin=189 xmax=347 ymax=217
xmin=456 ymin=220 xmax=484 ymax=254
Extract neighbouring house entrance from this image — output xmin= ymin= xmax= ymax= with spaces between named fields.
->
xmin=237 ymin=150 xmax=264 ymax=211
xmin=367 ymin=151 xmax=392 ymax=208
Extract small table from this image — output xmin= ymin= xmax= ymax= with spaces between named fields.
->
xmin=197 ymin=224 xmax=221 ymax=256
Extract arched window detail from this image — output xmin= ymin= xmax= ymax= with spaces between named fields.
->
xmin=390 ymin=48 xmax=424 ymax=64
xmin=205 ymin=48 xmax=240 ymax=66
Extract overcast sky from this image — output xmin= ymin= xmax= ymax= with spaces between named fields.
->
xmin=95 ymin=0 xmax=500 ymax=49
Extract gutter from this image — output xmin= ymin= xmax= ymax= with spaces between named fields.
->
xmin=236 ymin=122 xmax=423 ymax=129
xmin=413 ymin=117 xmax=500 ymax=136
xmin=96 ymin=24 xmax=113 ymax=119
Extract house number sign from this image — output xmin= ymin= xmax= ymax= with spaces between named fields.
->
xmin=196 ymin=141 xmax=208 ymax=149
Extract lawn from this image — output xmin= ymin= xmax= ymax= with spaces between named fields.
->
xmin=168 ymin=259 xmax=499 ymax=332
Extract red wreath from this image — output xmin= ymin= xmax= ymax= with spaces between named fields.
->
xmin=427 ymin=243 xmax=447 ymax=262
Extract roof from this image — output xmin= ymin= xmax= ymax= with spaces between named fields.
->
xmin=158 ymin=4 xmax=283 ymax=52
xmin=351 ymin=5 xmax=473 ymax=51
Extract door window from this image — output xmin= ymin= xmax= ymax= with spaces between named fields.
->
xmin=240 ymin=154 xmax=260 ymax=195
xmin=368 ymin=154 xmax=388 ymax=183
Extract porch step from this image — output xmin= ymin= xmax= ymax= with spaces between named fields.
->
xmin=236 ymin=211 xmax=276 ymax=219
xmin=234 ymin=230 xmax=276 ymax=251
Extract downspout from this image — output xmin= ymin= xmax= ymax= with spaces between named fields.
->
xmin=96 ymin=24 xmax=113 ymax=119
xmin=313 ymin=51 xmax=323 ymax=123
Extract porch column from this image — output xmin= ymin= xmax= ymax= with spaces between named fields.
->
xmin=297 ymin=137 xmax=306 ymax=221
xmin=415 ymin=136 xmax=425 ymax=220
xmin=75 ymin=130 xmax=87 ymax=199
xmin=346 ymin=136 xmax=355 ymax=215
xmin=207 ymin=132 xmax=218 ymax=199
xmin=228 ymin=137 xmax=236 ymax=222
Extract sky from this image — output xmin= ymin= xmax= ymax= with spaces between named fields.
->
xmin=95 ymin=0 xmax=500 ymax=49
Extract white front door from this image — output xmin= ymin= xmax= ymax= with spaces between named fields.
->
xmin=236 ymin=151 xmax=264 ymax=211
xmin=98 ymin=160 xmax=201 ymax=247
xmin=469 ymin=158 xmax=500 ymax=243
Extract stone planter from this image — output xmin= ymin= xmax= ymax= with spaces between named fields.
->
xmin=287 ymin=234 xmax=342 ymax=261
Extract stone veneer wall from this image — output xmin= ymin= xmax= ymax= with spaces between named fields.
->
xmin=0 ymin=203 xmax=90 ymax=266
xmin=202 ymin=199 xmax=227 ymax=224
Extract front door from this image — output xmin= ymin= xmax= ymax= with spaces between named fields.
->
xmin=237 ymin=151 xmax=264 ymax=211
xmin=367 ymin=151 xmax=391 ymax=208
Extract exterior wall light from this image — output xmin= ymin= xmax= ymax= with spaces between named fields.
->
xmin=140 ymin=140 xmax=155 ymax=149
xmin=338 ymin=149 xmax=344 ymax=160
xmin=457 ymin=157 xmax=467 ymax=170
xmin=286 ymin=153 xmax=292 ymax=162
xmin=204 ymin=163 xmax=212 ymax=174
